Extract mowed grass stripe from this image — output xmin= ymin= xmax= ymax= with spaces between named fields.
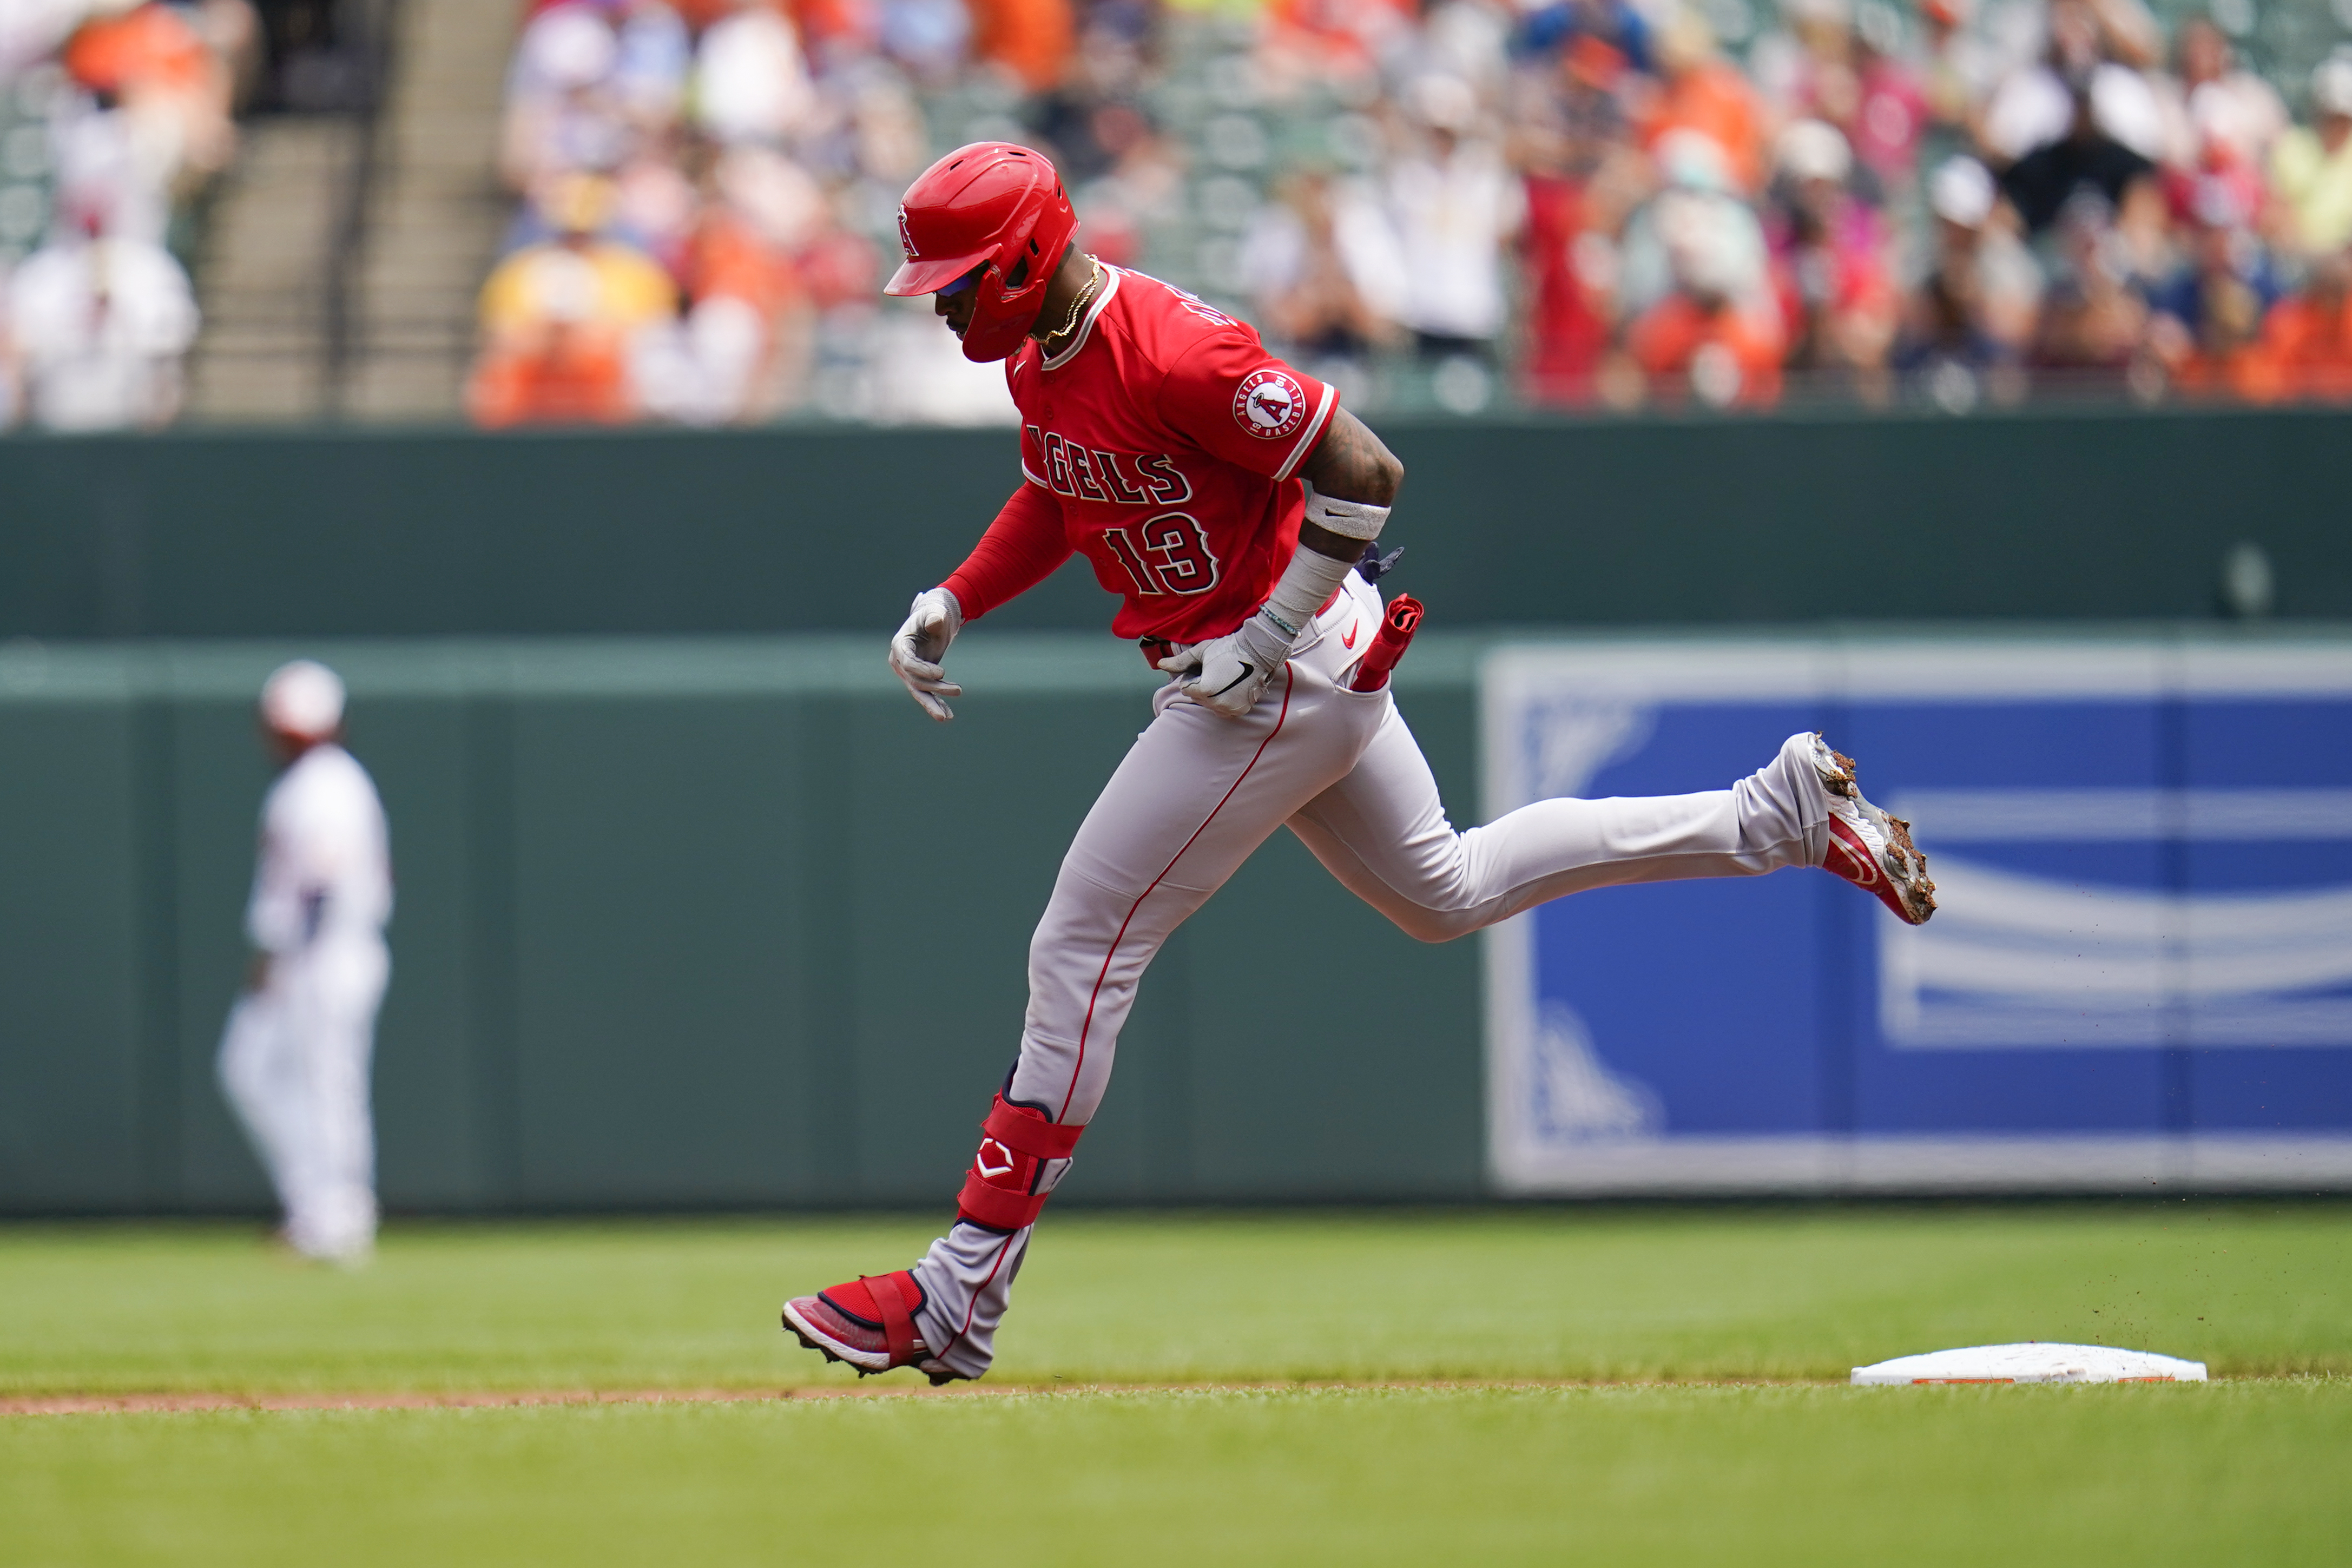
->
xmin=1 ymin=1205 xmax=2341 ymax=1395
xmin=3 ymin=1381 xmax=2347 ymax=1567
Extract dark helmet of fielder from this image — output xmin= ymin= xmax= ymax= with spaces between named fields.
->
xmin=885 ymin=142 xmax=1079 ymax=364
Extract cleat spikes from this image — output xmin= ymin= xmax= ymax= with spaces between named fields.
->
xmin=1803 ymin=732 xmax=1936 ymax=925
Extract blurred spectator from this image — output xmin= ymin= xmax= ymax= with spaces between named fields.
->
xmin=1894 ymin=155 xmax=2041 ymax=394
xmin=1617 ymin=129 xmax=1758 ymax=316
xmin=694 ymin=0 xmax=815 ymax=146
xmin=0 ymin=1 xmax=267 ymax=432
xmin=1765 ymin=118 xmax=1897 ymax=390
xmin=1618 ymin=129 xmax=1783 ymax=407
xmin=2143 ymin=171 xmax=2281 ymax=397
xmin=504 ymin=5 xmax=620 ymax=187
xmin=2156 ymin=17 xmax=2283 ymax=174
xmin=1635 ymin=8 xmax=1766 ymax=193
xmin=2271 ymin=58 xmax=2352 ymax=261
xmin=2031 ymin=190 xmax=2149 ymax=376
xmin=2239 ymin=250 xmax=2352 ymax=402
xmin=2000 ymin=76 xmax=2156 ymax=234
xmin=48 ymin=76 xmax=173 ymax=245
xmin=877 ymin=0 xmax=973 ymax=83
xmin=1387 ymin=74 xmax=1523 ymax=360
xmin=1749 ymin=0 xmax=1923 ymax=190
xmin=1512 ymin=0 xmax=1652 ymax=78
xmin=1512 ymin=36 xmax=1633 ymax=406
xmin=1918 ymin=0 xmax=1999 ymax=143
xmin=965 ymin=0 xmax=1072 ymax=95
xmin=611 ymin=0 xmax=693 ymax=128
xmin=1980 ymin=0 xmax=2163 ymax=166
xmin=5 ymin=205 xmax=197 ymax=429
xmin=1845 ymin=5 xmax=1927 ymax=190
xmin=640 ymin=144 xmax=822 ymax=421
xmin=63 ymin=0 xmax=238 ymax=194
xmin=1242 ymin=168 xmax=1405 ymax=377
xmin=1260 ymin=0 xmax=1414 ymax=90
xmin=469 ymin=174 xmax=677 ymax=425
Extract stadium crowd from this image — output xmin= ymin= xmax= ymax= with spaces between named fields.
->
xmin=471 ymin=0 xmax=2352 ymax=423
xmin=0 ymin=0 xmax=245 ymax=430
xmin=9 ymin=0 xmax=2352 ymax=427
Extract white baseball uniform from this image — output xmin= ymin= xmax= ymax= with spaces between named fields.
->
xmin=887 ymin=268 xmax=1834 ymax=1378
xmin=216 ymin=742 xmax=392 ymax=1262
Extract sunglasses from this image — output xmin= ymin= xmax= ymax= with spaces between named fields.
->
xmin=937 ymin=263 xmax=987 ymax=299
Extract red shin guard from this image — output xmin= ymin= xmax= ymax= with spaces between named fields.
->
xmin=956 ymin=1095 xmax=1084 ymax=1230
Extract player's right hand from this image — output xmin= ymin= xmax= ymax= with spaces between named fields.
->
xmin=1156 ymin=611 xmax=1289 ymax=720
xmin=890 ymin=587 xmax=964 ymax=722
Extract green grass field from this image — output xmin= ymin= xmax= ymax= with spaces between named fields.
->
xmin=4 ymin=1205 xmax=2347 ymax=1565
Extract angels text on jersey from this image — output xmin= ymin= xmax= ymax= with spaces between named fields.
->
xmin=1027 ymin=425 xmax=1221 ymax=597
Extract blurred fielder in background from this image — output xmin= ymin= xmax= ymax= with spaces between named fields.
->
xmin=216 ymin=660 xmax=393 ymax=1264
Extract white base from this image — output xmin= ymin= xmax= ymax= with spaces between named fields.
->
xmin=1852 ymin=1342 xmax=2208 ymax=1385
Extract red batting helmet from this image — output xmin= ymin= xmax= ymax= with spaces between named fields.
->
xmin=885 ymin=142 xmax=1078 ymax=363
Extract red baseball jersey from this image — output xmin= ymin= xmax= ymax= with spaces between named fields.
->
xmin=950 ymin=266 xmax=1338 ymax=645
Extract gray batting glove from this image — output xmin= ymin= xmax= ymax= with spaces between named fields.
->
xmin=1156 ymin=612 xmax=1291 ymax=720
xmin=889 ymin=587 xmax=964 ymax=722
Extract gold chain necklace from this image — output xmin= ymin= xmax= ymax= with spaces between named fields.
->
xmin=1043 ymin=257 xmax=1103 ymax=351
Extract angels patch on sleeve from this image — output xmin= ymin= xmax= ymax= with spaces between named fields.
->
xmin=1233 ymin=368 xmax=1307 ymax=441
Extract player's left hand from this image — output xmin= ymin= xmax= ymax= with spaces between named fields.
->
xmin=1156 ymin=615 xmax=1289 ymax=719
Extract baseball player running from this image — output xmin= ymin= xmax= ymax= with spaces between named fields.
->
xmin=218 ymin=661 xmax=393 ymax=1264
xmin=782 ymin=143 xmax=1934 ymax=1383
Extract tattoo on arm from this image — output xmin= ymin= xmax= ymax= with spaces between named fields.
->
xmin=1296 ymin=406 xmax=1405 ymax=561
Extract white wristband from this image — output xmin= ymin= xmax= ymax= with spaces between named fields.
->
xmin=1303 ymin=482 xmax=1389 ymax=542
xmin=1257 ymin=540 xmax=1356 ymax=648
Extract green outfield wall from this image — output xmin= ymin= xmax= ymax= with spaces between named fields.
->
xmin=0 ymin=634 xmax=1492 ymax=1216
xmin=2 ymin=406 xmax=2348 ymax=639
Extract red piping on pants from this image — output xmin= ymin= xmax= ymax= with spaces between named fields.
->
xmin=943 ymin=1227 xmax=1017 ymax=1363
xmin=1057 ymin=666 xmax=1296 ymax=1124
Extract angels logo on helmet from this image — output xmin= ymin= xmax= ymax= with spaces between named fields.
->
xmin=1233 ymin=368 xmax=1306 ymax=440
xmin=898 ymin=207 xmax=919 ymax=260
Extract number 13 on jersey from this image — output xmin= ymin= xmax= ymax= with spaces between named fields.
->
xmin=1097 ymin=513 xmax=1221 ymax=597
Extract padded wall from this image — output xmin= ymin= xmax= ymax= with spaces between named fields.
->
xmin=0 ymin=636 xmax=1486 ymax=1214
xmin=2 ymin=407 xmax=2347 ymax=638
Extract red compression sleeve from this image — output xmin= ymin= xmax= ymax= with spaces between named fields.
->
xmin=942 ymin=484 xmax=1072 ymax=622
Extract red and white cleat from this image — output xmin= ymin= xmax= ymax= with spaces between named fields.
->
xmin=1808 ymin=734 xmax=1936 ymax=925
xmin=781 ymin=1270 xmax=965 ymax=1385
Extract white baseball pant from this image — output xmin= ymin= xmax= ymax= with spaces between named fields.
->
xmin=217 ymin=935 xmax=389 ymax=1261
xmin=908 ymin=574 xmax=1831 ymax=1376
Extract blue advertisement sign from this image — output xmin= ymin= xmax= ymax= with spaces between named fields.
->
xmin=1481 ymin=639 xmax=2352 ymax=1193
